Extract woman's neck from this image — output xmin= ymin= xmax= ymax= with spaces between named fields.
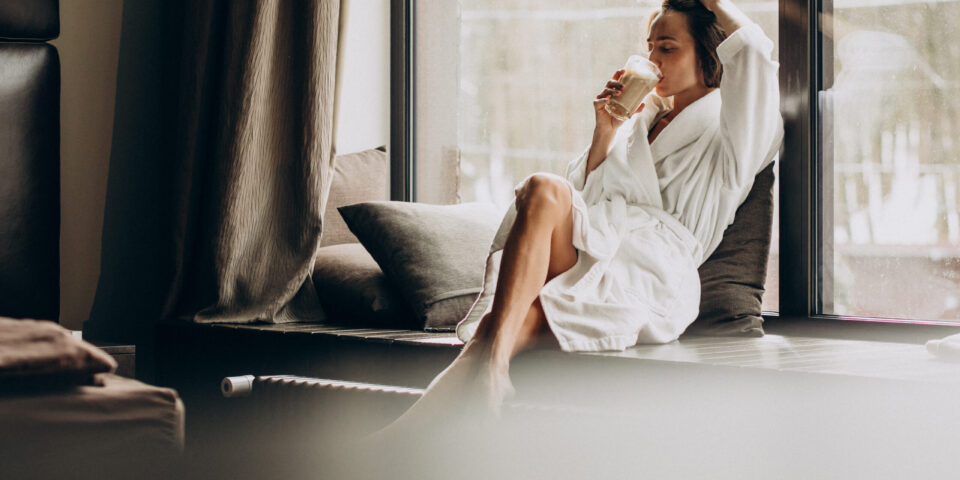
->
xmin=666 ymin=86 xmax=717 ymax=120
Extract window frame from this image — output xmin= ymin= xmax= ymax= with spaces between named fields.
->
xmin=390 ymin=0 xmax=960 ymax=343
xmin=390 ymin=0 xmax=415 ymax=202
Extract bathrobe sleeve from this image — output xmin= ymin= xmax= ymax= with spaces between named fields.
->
xmin=716 ymin=22 xmax=785 ymax=188
xmin=563 ymin=145 xmax=591 ymax=190
xmin=564 ymin=144 xmax=610 ymax=201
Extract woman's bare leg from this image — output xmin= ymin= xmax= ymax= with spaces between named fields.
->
xmin=362 ymin=175 xmax=577 ymax=442
xmin=471 ymin=176 xmax=578 ymax=413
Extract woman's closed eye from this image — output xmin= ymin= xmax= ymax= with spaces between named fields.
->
xmin=648 ymin=44 xmax=675 ymax=53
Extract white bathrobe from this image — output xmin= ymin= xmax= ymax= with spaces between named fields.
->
xmin=456 ymin=23 xmax=785 ymax=352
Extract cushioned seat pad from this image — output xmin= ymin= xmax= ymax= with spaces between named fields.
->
xmin=0 ymin=373 xmax=185 ymax=478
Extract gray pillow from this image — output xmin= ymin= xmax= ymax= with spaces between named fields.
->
xmin=312 ymin=243 xmax=417 ymax=329
xmin=338 ymin=201 xmax=504 ymax=331
xmin=319 ymin=146 xmax=389 ymax=248
xmin=683 ymin=162 xmax=776 ymax=337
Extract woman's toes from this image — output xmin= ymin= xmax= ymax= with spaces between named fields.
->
xmin=476 ymin=365 xmax=515 ymax=417
xmin=492 ymin=369 xmax=516 ymax=403
xmin=496 ymin=376 xmax=516 ymax=417
xmin=502 ymin=376 xmax=517 ymax=402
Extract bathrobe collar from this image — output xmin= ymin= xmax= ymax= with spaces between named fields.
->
xmin=631 ymin=89 xmax=721 ymax=162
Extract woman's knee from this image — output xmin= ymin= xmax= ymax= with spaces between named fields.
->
xmin=515 ymin=174 xmax=571 ymax=216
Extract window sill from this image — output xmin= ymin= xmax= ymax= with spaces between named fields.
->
xmin=192 ymin=319 xmax=960 ymax=388
xmin=573 ymin=332 xmax=960 ymax=386
xmin=761 ymin=313 xmax=960 ymax=345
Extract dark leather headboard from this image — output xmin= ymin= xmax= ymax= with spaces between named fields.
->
xmin=0 ymin=0 xmax=59 ymax=41
xmin=0 ymin=0 xmax=60 ymax=320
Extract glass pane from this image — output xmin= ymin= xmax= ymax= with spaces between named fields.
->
xmin=763 ymin=166 xmax=780 ymax=313
xmin=821 ymin=0 xmax=960 ymax=321
xmin=417 ymin=0 xmax=781 ymax=311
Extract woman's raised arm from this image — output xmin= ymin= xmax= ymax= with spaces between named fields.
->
xmin=566 ymin=68 xmax=647 ymax=192
xmin=707 ymin=0 xmax=784 ymax=187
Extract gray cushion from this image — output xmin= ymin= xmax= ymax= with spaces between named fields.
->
xmin=338 ymin=201 xmax=504 ymax=331
xmin=684 ymin=162 xmax=776 ymax=337
xmin=312 ymin=243 xmax=416 ymax=329
xmin=319 ymin=146 xmax=389 ymax=248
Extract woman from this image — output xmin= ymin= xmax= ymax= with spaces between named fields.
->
xmin=367 ymin=0 xmax=783 ymax=441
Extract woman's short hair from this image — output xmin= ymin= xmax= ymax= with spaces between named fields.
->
xmin=646 ymin=0 xmax=727 ymax=88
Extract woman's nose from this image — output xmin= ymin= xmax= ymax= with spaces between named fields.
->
xmin=648 ymin=51 xmax=661 ymax=67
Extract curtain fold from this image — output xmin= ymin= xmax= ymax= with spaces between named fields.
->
xmin=86 ymin=0 xmax=346 ymax=380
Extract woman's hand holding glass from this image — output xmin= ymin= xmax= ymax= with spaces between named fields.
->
xmin=593 ymin=69 xmax=646 ymax=141
xmin=585 ymin=69 xmax=649 ymax=180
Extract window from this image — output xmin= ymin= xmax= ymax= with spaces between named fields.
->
xmin=819 ymin=0 xmax=960 ymax=323
xmin=393 ymin=0 xmax=960 ymax=330
xmin=410 ymin=0 xmax=780 ymax=310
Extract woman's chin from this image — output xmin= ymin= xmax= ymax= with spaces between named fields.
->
xmin=655 ymin=84 xmax=670 ymax=97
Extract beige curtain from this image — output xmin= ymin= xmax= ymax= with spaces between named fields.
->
xmin=87 ymin=0 xmax=349 ymax=380
xmin=164 ymin=0 xmax=348 ymax=324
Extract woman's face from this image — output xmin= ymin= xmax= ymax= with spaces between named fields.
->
xmin=646 ymin=10 xmax=704 ymax=98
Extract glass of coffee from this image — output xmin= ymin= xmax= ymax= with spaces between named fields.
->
xmin=604 ymin=55 xmax=662 ymax=121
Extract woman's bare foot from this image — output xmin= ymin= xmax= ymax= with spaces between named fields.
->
xmin=360 ymin=335 xmax=489 ymax=447
xmin=475 ymin=362 xmax=516 ymax=419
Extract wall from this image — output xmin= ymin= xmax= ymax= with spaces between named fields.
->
xmin=54 ymin=0 xmax=389 ymax=330
xmin=51 ymin=0 xmax=125 ymax=330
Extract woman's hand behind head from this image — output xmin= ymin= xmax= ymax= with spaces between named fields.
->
xmin=696 ymin=0 xmax=722 ymax=12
